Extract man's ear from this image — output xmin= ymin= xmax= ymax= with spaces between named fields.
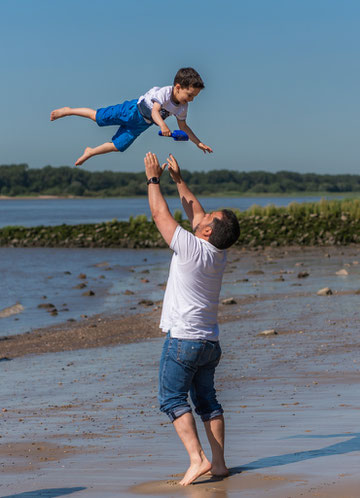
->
xmin=203 ymin=225 xmax=213 ymax=237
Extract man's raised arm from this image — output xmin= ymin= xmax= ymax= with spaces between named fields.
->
xmin=167 ymin=154 xmax=206 ymax=231
xmin=144 ymin=152 xmax=178 ymax=246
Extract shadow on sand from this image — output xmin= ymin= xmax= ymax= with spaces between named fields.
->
xmin=0 ymin=487 xmax=86 ymax=498
xmin=227 ymin=432 xmax=360 ymax=474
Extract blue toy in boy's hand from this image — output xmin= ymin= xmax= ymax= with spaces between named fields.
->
xmin=158 ymin=130 xmax=189 ymax=141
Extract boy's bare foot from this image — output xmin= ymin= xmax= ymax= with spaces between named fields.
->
xmin=75 ymin=147 xmax=93 ymax=166
xmin=179 ymin=456 xmax=211 ymax=486
xmin=50 ymin=107 xmax=72 ymax=121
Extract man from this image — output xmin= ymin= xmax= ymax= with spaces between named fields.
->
xmin=144 ymin=152 xmax=240 ymax=486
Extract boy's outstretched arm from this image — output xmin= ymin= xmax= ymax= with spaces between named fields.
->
xmin=151 ymin=102 xmax=172 ymax=137
xmin=167 ymin=154 xmax=206 ymax=230
xmin=177 ymin=118 xmax=213 ymax=154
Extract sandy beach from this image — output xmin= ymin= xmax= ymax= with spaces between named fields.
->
xmin=1 ymin=246 xmax=360 ymax=497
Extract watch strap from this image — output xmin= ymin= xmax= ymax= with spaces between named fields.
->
xmin=147 ymin=177 xmax=160 ymax=185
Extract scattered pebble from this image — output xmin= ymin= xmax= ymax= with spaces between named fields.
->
xmin=336 ymin=269 xmax=348 ymax=276
xmin=259 ymin=329 xmax=278 ymax=336
xmin=37 ymin=303 xmax=55 ymax=309
xmin=317 ymin=287 xmax=333 ymax=296
xmin=138 ymin=299 xmax=154 ymax=306
xmin=0 ymin=303 xmax=24 ymax=318
xmin=297 ymin=271 xmax=309 ymax=278
xmin=74 ymin=283 xmax=87 ymax=289
xmin=222 ymin=297 xmax=237 ymax=305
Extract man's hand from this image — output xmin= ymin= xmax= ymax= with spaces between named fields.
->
xmin=197 ymin=142 xmax=213 ymax=154
xmin=144 ymin=152 xmax=167 ymax=180
xmin=167 ymin=154 xmax=182 ymax=184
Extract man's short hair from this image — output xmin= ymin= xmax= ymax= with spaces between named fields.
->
xmin=208 ymin=209 xmax=240 ymax=250
xmin=174 ymin=68 xmax=205 ymax=89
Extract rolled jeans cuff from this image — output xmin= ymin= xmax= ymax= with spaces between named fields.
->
xmin=198 ymin=407 xmax=224 ymax=422
xmin=166 ymin=405 xmax=192 ymax=423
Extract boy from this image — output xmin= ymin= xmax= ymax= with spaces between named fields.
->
xmin=50 ymin=67 xmax=213 ymax=166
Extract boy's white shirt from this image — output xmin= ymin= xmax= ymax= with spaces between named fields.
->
xmin=138 ymin=86 xmax=188 ymax=121
xmin=160 ymin=226 xmax=226 ymax=341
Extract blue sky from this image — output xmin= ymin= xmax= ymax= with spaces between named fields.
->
xmin=1 ymin=0 xmax=359 ymax=174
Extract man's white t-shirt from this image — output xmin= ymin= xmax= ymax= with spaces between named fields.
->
xmin=137 ymin=86 xmax=188 ymax=123
xmin=160 ymin=226 xmax=227 ymax=341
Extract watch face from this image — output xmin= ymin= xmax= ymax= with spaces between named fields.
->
xmin=148 ymin=177 xmax=159 ymax=184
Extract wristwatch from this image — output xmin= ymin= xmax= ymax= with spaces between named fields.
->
xmin=147 ymin=177 xmax=160 ymax=185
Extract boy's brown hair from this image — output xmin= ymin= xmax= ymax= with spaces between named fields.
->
xmin=174 ymin=68 xmax=205 ymax=89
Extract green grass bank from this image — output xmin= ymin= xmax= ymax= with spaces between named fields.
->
xmin=1 ymin=199 xmax=360 ymax=249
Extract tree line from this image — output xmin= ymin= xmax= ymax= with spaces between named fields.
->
xmin=1 ymin=163 xmax=360 ymax=197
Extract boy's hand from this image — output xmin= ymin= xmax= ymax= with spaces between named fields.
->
xmin=160 ymin=126 xmax=172 ymax=137
xmin=144 ymin=152 xmax=167 ymax=180
xmin=167 ymin=154 xmax=182 ymax=183
xmin=197 ymin=142 xmax=213 ymax=154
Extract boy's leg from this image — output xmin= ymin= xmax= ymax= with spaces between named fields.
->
xmin=173 ymin=412 xmax=211 ymax=486
xmin=50 ymin=107 xmax=96 ymax=121
xmin=75 ymin=142 xmax=117 ymax=166
xmin=203 ymin=415 xmax=229 ymax=477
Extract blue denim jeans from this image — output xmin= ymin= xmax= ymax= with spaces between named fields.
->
xmin=158 ymin=333 xmax=223 ymax=422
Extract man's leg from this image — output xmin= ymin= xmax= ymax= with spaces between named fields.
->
xmin=173 ymin=412 xmax=211 ymax=486
xmin=50 ymin=107 xmax=97 ymax=121
xmin=190 ymin=342 xmax=229 ymax=476
xmin=75 ymin=142 xmax=117 ymax=166
xmin=159 ymin=336 xmax=212 ymax=485
xmin=203 ymin=415 xmax=229 ymax=477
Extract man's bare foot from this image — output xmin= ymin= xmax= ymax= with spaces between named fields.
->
xmin=208 ymin=463 xmax=229 ymax=477
xmin=50 ymin=107 xmax=72 ymax=121
xmin=75 ymin=147 xmax=93 ymax=166
xmin=179 ymin=456 xmax=211 ymax=486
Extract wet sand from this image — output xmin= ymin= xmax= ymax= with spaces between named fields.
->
xmin=1 ymin=246 xmax=360 ymax=497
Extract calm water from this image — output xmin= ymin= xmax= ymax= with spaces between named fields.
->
xmin=0 ymin=247 xmax=172 ymax=336
xmin=0 ymin=195 xmax=339 ymax=228
xmin=0 ymin=194 xmax=344 ymax=337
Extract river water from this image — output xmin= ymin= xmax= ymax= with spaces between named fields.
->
xmin=0 ymin=195 xmax=342 ymax=337
xmin=0 ymin=195 xmax=337 ymax=228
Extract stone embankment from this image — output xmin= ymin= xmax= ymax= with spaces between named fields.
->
xmin=1 ymin=199 xmax=360 ymax=248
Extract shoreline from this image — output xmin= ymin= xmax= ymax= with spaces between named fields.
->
xmin=0 ymin=308 xmax=163 ymax=359
xmin=2 ymin=243 xmax=360 ymax=359
xmin=0 ymin=192 xmax=352 ymax=200
xmin=0 ymin=299 xmax=247 ymax=360
xmin=3 ymin=198 xmax=360 ymax=248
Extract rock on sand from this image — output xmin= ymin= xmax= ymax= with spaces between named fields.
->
xmin=336 ymin=269 xmax=349 ymax=276
xmin=259 ymin=329 xmax=278 ymax=336
xmin=0 ymin=303 xmax=24 ymax=318
xmin=317 ymin=287 xmax=333 ymax=296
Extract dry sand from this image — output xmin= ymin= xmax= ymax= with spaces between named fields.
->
xmin=1 ymin=246 xmax=360 ymax=497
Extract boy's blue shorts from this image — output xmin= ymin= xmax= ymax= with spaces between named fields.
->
xmin=96 ymin=99 xmax=152 ymax=152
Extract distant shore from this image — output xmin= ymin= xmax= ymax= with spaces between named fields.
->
xmin=0 ymin=195 xmax=76 ymax=200
xmin=2 ymin=197 xmax=360 ymax=248
xmin=0 ymin=192 xmax=352 ymax=200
